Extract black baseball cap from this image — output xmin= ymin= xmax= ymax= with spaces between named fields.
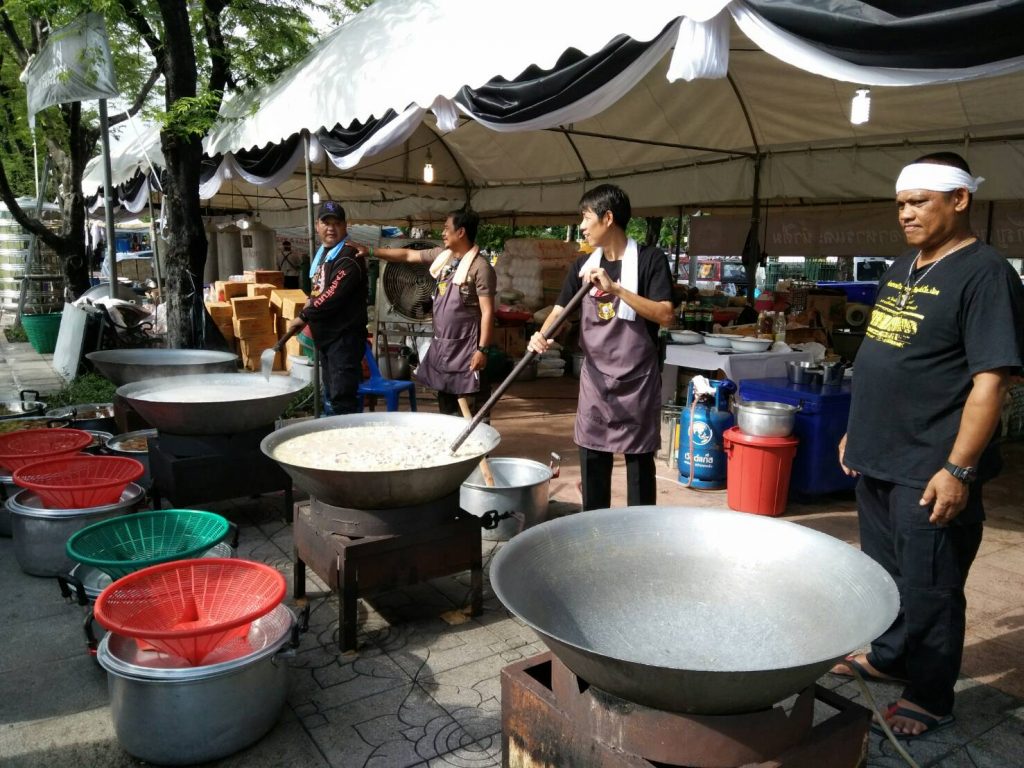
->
xmin=317 ymin=201 xmax=346 ymax=221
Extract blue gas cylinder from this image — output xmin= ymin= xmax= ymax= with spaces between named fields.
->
xmin=678 ymin=379 xmax=736 ymax=489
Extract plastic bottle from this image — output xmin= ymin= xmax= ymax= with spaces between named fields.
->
xmin=773 ymin=311 xmax=787 ymax=343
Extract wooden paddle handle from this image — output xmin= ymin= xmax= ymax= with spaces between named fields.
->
xmin=458 ymin=397 xmax=495 ymax=487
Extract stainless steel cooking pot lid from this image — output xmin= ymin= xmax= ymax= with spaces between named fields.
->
xmin=45 ymin=403 xmax=115 ymax=420
xmin=6 ymin=482 xmax=145 ymax=518
xmin=97 ymin=603 xmax=294 ymax=680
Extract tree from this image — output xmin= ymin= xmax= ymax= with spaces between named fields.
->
xmin=0 ymin=1 xmax=326 ymax=346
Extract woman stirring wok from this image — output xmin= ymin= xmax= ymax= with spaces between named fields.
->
xmin=529 ymin=184 xmax=674 ymax=510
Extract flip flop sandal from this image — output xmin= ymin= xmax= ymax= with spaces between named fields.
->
xmin=871 ymin=705 xmax=956 ymax=740
xmin=830 ymin=656 xmax=908 ymax=684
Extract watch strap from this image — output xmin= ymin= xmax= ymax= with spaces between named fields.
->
xmin=943 ymin=461 xmax=977 ymax=483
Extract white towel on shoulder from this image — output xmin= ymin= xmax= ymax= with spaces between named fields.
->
xmin=429 ymin=245 xmax=479 ymax=285
xmin=577 ymin=238 xmax=639 ymax=320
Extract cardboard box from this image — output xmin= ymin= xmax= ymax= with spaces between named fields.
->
xmin=803 ymin=293 xmax=847 ymax=332
xmin=280 ymin=295 xmax=308 ymax=320
xmin=216 ymin=280 xmax=249 ymax=301
xmin=244 ymin=269 xmax=284 ymax=288
xmin=205 ymin=301 xmax=233 ymax=321
xmin=215 ymin=322 xmax=235 ymax=342
xmin=505 ymin=326 xmax=527 ymax=357
xmin=246 ymin=283 xmax=277 ymax=299
xmin=239 ymin=334 xmax=281 ymax=371
xmin=233 ymin=315 xmax=274 ymax=339
xmin=230 ymin=295 xmax=270 ymax=319
xmin=270 ymin=288 xmax=308 ymax=311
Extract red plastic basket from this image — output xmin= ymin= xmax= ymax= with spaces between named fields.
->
xmin=13 ymin=455 xmax=145 ymax=509
xmin=93 ymin=558 xmax=286 ymax=665
xmin=0 ymin=428 xmax=93 ymax=472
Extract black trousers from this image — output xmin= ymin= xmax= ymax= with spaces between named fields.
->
xmin=857 ymin=476 xmax=984 ymax=716
xmin=436 ymin=377 xmax=492 ymax=421
xmin=579 ymin=447 xmax=656 ymax=511
xmin=319 ymin=333 xmax=365 ymax=415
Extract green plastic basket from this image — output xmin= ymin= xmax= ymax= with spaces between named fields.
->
xmin=66 ymin=509 xmax=231 ymax=579
xmin=21 ymin=312 xmax=62 ymax=354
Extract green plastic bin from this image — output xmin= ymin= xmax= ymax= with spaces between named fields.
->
xmin=21 ymin=312 xmax=62 ymax=354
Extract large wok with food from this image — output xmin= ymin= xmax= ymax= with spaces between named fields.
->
xmin=87 ymin=349 xmax=238 ymax=385
xmin=117 ymin=374 xmax=306 ymax=435
xmin=261 ymin=412 xmax=500 ymax=509
xmin=491 ymin=506 xmax=899 ymax=715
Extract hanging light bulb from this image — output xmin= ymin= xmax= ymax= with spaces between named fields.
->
xmin=423 ymin=147 xmax=434 ymax=184
xmin=312 ymin=191 xmax=321 ymax=204
xmin=850 ymin=89 xmax=871 ymax=125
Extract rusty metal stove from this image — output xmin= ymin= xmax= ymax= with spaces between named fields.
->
xmin=292 ymin=492 xmax=483 ymax=652
xmin=501 ymin=652 xmax=871 ymax=768
xmin=147 ymin=425 xmax=293 ymax=517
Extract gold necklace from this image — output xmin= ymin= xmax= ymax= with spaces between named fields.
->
xmin=895 ymin=237 xmax=975 ymax=311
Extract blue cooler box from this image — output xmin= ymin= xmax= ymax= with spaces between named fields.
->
xmin=738 ymin=377 xmax=856 ymax=497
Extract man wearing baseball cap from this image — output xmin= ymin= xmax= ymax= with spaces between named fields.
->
xmin=287 ymin=201 xmax=368 ymax=414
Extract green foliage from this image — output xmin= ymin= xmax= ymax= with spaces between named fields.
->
xmin=46 ymin=372 xmax=117 ymax=409
xmin=472 ymin=224 xmax=569 ymax=254
xmin=283 ymin=383 xmax=315 ymax=418
xmin=153 ymin=90 xmax=224 ymax=139
xmin=3 ymin=324 xmax=28 ymax=343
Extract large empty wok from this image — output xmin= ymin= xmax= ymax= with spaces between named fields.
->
xmin=87 ymin=349 xmax=238 ymax=385
xmin=491 ymin=506 xmax=899 ymax=715
xmin=117 ymin=374 xmax=306 ymax=435
xmin=261 ymin=412 xmax=500 ymax=509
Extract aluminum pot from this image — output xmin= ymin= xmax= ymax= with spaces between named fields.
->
xmin=7 ymin=483 xmax=145 ymax=576
xmin=97 ymin=604 xmax=297 ymax=765
xmin=734 ymin=400 xmax=800 ymax=437
xmin=0 ymin=390 xmax=46 ymax=420
xmin=104 ymin=429 xmax=157 ymax=488
xmin=86 ymin=349 xmax=239 ymax=386
xmin=786 ymin=361 xmax=822 ymax=386
xmin=461 ymin=457 xmax=554 ymax=541
xmin=45 ymin=403 xmax=117 ymax=434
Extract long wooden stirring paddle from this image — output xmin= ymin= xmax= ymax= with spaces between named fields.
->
xmin=457 ymin=396 xmax=495 ymax=487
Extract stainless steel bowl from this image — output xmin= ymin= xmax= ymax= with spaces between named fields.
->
xmin=491 ymin=506 xmax=899 ymax=714
xmin=786 ymin=361 xmax=822 ymax=386
xmin=87 ymin=349 xmax=239 ymax=386
xmin=734 ymin=400 xmax=800 ymax=437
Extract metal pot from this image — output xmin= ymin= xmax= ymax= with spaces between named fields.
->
xmin=461 ymin=457 xmax=554 ymax=541
xmin=490 ymin=506 xmax=899 ymax=715
xmin=45 ymin=403 xmax=117 ymax=434
xmin=6 ymin=483 xmax=145 ymax=576
xmin=0 ymin=415 xmax=70 ymax=435
xmin=0 ymin=390 xmax=46 ymax=420
xmin=734 ymin=400 xmax=800 ymax=437
xmin=820 ymin=360 xmax=846 ymax=386
xmin=97 ymin=604 xmax=297 ymax=765
xmin=786 ymin=361 xmax=821 ymax=386
xmin=261 ymin=411 xmax=501 ymax=509
xmin=117 ymin=374 xmax=306 ymax=435
xmin=86 ymin=349 xmax=239 ymax=386
xmin=104 ymin=429 xmax=157 ymax=488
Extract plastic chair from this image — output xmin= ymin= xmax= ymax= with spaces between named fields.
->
xmin=357 ymin=342 xmax=417 ymax=412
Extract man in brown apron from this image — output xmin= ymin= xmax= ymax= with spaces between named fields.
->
xmin=529 ymin=185 xmax=674 ymax=510
xmin=354 ymin=210 xmax=496 ymax=415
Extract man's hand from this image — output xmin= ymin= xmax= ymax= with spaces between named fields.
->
xmin=527 ymin=331 xmax=550 ymax=354
xmin=287 ymin=316 xmax=305 ymax=334
xmin=920 ymin=468 xmax=969 ymax=525
xmin=838 ymin=433 xmax=859 ymax=477
xmin=470 ymin=349 xmax=486 ymax=372
xmin=350 ymin=241 xmax=368 ymax=256
xmin=583 ymin=267 xmax=617 ymax=295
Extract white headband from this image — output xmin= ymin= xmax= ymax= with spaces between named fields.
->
xmin=895 ymin=163 xmax=984 ymax=193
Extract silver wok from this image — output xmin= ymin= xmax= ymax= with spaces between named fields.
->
xmin=87 ymin=349 xmax=238 ymax=385
xmin=117 ymin=373 xmax=306 ymax=435
xmin=261 ymin=412 xmax=500 ymax=509
xmin=490 ymin=506 xmax=898 ymax=715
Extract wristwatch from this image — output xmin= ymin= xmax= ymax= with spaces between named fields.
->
xmin=476 ymin=345 xmax=488 ymax=354
xmin=943 ymin=461 xmax=978 ymax=484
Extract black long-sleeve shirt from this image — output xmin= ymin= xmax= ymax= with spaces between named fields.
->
xmin=301 ymin=244 xmax=368 ymax=346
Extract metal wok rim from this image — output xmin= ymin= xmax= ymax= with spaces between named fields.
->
xmin=116 ymin=373 xmax=305 ymax=404
xmin=87 ymin=348 xmax=239 ymax=366
xmin=490 ymin=505 xmax=898 ymax=675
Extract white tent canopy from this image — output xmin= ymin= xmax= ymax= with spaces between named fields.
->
xmin=84 ymin=0 xmax=1024 ymax=227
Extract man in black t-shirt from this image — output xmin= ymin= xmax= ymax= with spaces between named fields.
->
xmin=528 ymin=184 xmax=674 ymax=510
xmin=833 ymin=153 xmax=1023 ymax=738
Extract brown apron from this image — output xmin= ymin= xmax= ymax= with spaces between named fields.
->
xmin=416 ymin=264 xmax=480 ymax=395
xmin=575 ymin=289 xmax=661 ymax=453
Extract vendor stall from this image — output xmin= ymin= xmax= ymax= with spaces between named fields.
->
xmin=660 ymin=342 xmax=813 ymax=404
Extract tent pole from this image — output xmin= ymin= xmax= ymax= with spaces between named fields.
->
xmin=98 ymin=99 xmax=118 ymax=289
xmin=147 ymin=193 xmax=163 ymax=305
xmin=304 ymin=130 xmax=320 ymax=418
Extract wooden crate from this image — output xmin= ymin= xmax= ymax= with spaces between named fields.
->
xmin=230 ymin=295 xmax=271 ymax=319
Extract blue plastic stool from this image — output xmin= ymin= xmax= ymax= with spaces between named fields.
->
xmin=357 ymin=342 xmax=417 ymax=412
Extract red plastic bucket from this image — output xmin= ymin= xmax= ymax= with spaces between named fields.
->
xmin=723 ymin=426 xmax=799 ymax=517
